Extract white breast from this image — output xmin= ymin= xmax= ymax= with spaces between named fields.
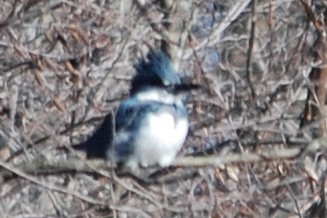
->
xmin=127 ymin=112 xmax=188 ymax=168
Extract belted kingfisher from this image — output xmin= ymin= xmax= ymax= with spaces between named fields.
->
xmin=73 ymin=50 xmax=193 ymax=170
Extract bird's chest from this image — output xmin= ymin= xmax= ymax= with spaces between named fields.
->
xmin=134 ymin=111 xmax=188 ymax=167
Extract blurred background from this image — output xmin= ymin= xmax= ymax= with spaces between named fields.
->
xmin=1 ymin=0 xmax=327 ymax=217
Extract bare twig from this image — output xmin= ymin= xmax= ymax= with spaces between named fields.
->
xmin=174 ymin=137 xmax=327 ymax=167
xmin=1 ymin=137 xmax=326 ymax=178
xmin=0 ymin=159 xmax=108 ymax=205
xmin=246 ymin=0 xmax=257 ymax=99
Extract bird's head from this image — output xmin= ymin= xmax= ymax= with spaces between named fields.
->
xmin=130 ymin=50 xmax=181 ymax=95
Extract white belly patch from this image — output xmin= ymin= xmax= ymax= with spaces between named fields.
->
xmin=128 ymin=112 xmax=188 ymax=168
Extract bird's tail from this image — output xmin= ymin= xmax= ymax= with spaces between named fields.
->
xmin=66 ymin=113 xmax=115 ymax=159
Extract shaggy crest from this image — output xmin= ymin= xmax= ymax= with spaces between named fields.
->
xmin=130 ymin=50 xmax=181 ymax=94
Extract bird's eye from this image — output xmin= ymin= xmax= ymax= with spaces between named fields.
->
xmin=151 ymin=78 xmax=166 ymax=87
xmin=162 ymin=79 xmax=170 ymax=86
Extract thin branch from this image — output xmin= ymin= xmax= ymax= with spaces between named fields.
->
xmin=174 ymin=137 xmax=327 ymax=167
xmin=1 ymin=137 xmax=326 ymax=179
xmin=0 ymin=159 xmax=108 ymax=205
xmin=246 ymin=0 xmax=257 ymax=99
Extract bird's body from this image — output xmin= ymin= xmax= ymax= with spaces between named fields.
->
xmin=112 ymin=88 xmax=188 ymax=169
xmin=74 ymin=50 xmax=190 ymax=169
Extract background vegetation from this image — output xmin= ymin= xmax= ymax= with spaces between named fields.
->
xmin=1 ymin=0 xmax=327 ymax=217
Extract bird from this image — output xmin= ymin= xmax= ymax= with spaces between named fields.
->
xmin=73 ymin=50 xmax=194 ymax=170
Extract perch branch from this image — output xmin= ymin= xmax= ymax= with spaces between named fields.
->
xmin=1 ymin=137 xmax=326 ymax=181
xmin=174 ymin=137 xmax=327 ymax=167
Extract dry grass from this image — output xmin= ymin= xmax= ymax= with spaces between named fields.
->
xmin=0 ymin=0 xmax=326 ymax=217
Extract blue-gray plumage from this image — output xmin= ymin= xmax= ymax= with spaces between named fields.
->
xmin=111 ymin=50 xmax=189 ymax=169
xmin=131 ymin=51 xmax=180 ymax=94
xmin=74 ymin=50 xmax=191 ymax=170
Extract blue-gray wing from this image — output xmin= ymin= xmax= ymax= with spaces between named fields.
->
xmin=115 ymin=98 xmax=187 ymax=131
xmin=114 ymin=98 xmax=148 ymax=160
xmin=114 ymin=98 xmax=188 ymax=162
xmin=115 ymin=98 xmax=144 ymax=132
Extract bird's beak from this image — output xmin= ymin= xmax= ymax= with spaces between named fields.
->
xmin=167 ymin=83 xmax=201 ymax=95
